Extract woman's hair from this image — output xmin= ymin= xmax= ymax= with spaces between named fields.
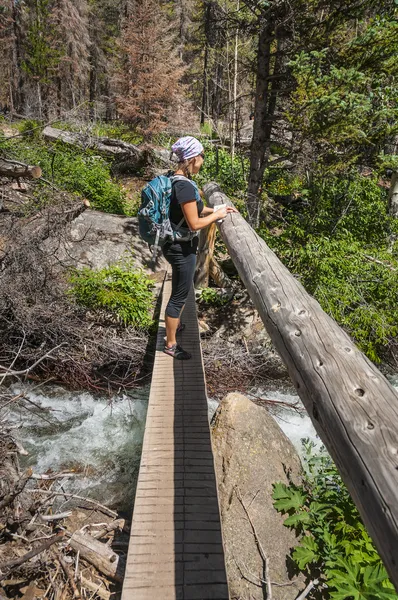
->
xmin=178 ymin=158 xmax=194 ymax=179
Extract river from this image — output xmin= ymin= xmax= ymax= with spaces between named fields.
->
xmin=5 ymin=375 xmax=398 ymax=513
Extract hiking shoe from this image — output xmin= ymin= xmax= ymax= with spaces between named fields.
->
xmin=163 ymin=343 xmax=191 ymax=360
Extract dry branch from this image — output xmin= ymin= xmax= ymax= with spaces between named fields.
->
xmin=24 ymin=490 xmax=117 ymax=518
xmin=0 ymin=532 xmax=65 ymax=577
xmin=0 ymin=468 xmax=32 ymax=511
xmin=57 ymin=553 xmax=81 ymax=599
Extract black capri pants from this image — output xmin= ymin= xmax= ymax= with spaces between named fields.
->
xmin=162 ymin=240 xmax=197 ymax=318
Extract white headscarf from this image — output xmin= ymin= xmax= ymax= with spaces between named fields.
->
xmin=171 ymin=136 xmax=204 ymax=162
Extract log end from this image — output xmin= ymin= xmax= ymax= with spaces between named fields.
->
xmin=31 ymin=166 xmax=42 ymax=179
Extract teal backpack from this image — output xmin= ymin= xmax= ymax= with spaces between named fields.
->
xmin=138 ymin=174 xmax=199 ymax=265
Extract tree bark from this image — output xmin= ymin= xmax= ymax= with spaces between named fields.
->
xmin=247 ymin=19 xmax=273 ymax=226
xmin=204 ymin=181 xmax=398 ymax=591
xmin=247 ymin=19 xmax=289 ymax=228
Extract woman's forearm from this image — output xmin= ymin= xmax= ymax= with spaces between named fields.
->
xmin=187 ymin=211 xmax=220 ymax=231
xmin=200 ymin=206 xmax=214 ymax=216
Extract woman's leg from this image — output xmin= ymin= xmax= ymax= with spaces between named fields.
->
xmin=164 ymin=250 xmax=196 ymax=353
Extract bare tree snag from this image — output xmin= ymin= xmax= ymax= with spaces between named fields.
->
xmin=204 ymin=181 xmax=398 ymax=590
xmin=195 ymin=223 xmax=216 ymax=288
xmin=0 ymin=158 xmax=42 ymax=179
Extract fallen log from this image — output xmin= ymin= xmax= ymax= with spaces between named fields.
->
xmin=204 ymin=181 xmax=398 ymax=590
xmin=0 ymin=158 xmax=42 ymax=180
xmin=42 ymin=126 xmax=171 ymax=177
xmin=42 ymin=126 xmax=141 ymax=159
xmin=69 ymin=531 xmax=125 ymax=582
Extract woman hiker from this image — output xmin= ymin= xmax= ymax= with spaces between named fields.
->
xmin=163 ymin=136 xmax=238 ymax=360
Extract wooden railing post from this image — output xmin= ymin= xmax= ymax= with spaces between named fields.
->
xmin=194 ymin=222 xmax=216 ymax=288
xmin=203 ymin=181 xmax=398 ymax=590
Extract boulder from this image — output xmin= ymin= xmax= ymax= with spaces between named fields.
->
xmin=42 ymin=211 xmax=167 ymax=286
xmin=212 ymin=392 xmax=305 ymax=599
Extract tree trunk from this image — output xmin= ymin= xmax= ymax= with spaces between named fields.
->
xmin=231 ymin=2 xmax=239 ymax=161
xmin=388 ymin=172 xmax=398 ymax=217
xmin=11 ymin=0 xmax=25 ymax=113
xmin=247 ymin=19 xmax=273 ymax=227
xmin=204 ymin=181 xmax=398 ymax=591
xmin=200 ymin=2 xmax=211 ymax=125
xmin=247 ymin=22 xmax=289 ymax=228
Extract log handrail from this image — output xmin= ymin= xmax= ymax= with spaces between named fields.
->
xmin=203 ymin=181 xmax=398 ymax=589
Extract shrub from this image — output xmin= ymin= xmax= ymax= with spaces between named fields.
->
xmin=259 ymin=173 xmax=398 ymax=362
xmin=273 ymin=440 xmax=396 ymax=599
xmin=1 ymin=133 xmax=127 ymax=214
xmin=69 ymin=262 xmax=155 ymax=329
xmin=195 ymin=141 xmax=249 ymax=203
xmin=199 ymin=287 xmax=229 ymax=307
xmin=17 ymin=119 xmax=42 ymax=139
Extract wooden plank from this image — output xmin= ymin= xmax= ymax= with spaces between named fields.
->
xmin=204 ymin=181 xmax=398 ymax=589
xmin=121 ymin=277 xmax=229 ymax=600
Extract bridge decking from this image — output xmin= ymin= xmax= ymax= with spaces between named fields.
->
xmin=121 ymin=278 xmax=229 ymax=600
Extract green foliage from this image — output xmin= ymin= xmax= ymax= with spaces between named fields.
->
xmin=1 ymin=132 xmax=127 ymax=214
xmin=22 ymin=0 xmax=59 ymax=83
xmin=260 ymin=173 xmax=398 ymax=362
xmin=195 ymin=141 xmax=249 ymax=205
xmin=288 ymin=13 xmax=398 ymax=170
xmin=199 ymin=287 xmax=229 ymax=307
xmin=273 ymin=440 xmax=397 ymax=598
xmin=17 ymin=119 xmax=42 ymax=139
xmin=69 ymin=262 xmax=154 ymax=329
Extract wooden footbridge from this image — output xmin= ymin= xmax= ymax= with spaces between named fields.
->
xmin=121 ymin=181 xmax=398 ymax=597
xmin=121 ymin=280 xmax=229 ymax=600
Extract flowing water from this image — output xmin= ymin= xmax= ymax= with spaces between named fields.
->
xmin=5 ymin=375 xmax=398 ymax=512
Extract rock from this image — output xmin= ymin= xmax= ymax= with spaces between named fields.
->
xmin=42 ymin=211 xmax=167 ymax=285
xmin=212 ymin=392 xmax=305 ymax=599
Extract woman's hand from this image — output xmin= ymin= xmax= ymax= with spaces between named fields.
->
xmin=214 ymin=205 xmax=239 ymax=220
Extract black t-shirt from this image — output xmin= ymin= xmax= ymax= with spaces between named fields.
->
xmin=170 ymin=178 xmax=204 ymax=229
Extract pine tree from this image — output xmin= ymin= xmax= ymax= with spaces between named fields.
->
xmin=22 ymin=0 xmax=60 ymax=118
xmin=50 ymin=0 xmax=90 ymax=113
xmin=116 ymin=0 xmax=186 ymax=136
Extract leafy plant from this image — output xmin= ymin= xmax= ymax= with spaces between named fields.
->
xmin=195 ymin=141 xmax=249 ymax=203
xmin=273 ymin=440 xmax=397 ymax=599
xmin=199 ymin=287 xmax=229 ymax=307
xmin=259 ymin=172 xmax=398 ymax=362
xmin=68 ymin=262 xmax=155 ymax=329
xmin=1 ymin=132 xmax=128 ymax=214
